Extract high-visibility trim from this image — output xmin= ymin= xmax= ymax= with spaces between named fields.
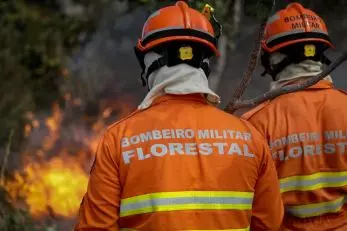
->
xmin=286 ymin=196 xmax=347 ymax=218
xmin=266 ymin=29 xmax=305 ymax=44
xmin=267 ymin=13 xmax=280 ymax=24
xmin=120 ymin=191 xmax=254 ymax=217
xmin=141 ymin=28 xmax=217 ymax=48
xmin=280 ymin=171 xmax=347 ymax=193
xmin=266 ymin=32 xmax=332 ymax=50
xmin=142 ymin=26 xmax=184 ymax=41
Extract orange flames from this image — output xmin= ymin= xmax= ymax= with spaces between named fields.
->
xmin=4 ymin=96 xmax=123 ymax=218
xmin=4 ymin=93 xmax=134 ymax=219
xmin=6 ymin=156 xmax=89 ymax=217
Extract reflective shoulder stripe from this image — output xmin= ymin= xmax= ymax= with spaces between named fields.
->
xmin=120 ymin=191 xmax=254 ymax=217
xmin=286 ymin=196 xmax=347 ymax=218
xmin=280 ymin=171 xmax=347 ymax=193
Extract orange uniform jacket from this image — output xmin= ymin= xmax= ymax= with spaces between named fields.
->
xmin=75 ymin=94 xmax=283 ymax=231
xmin=242 ymin=80 xmax=347 ymax=230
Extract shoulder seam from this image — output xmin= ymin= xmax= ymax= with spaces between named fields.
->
xmin=106 ymin=108 xmax=142 ymax=131
xmin=241 ymin=100 xmax=271 ymax=120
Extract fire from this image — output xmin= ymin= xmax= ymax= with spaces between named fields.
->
xmin=5 ymin=99 xmax=99 ymax=219
xmin=6 ymin=156 xmax=89 ymax=218
xmin=4 ymin=93 xmax=134 ymax=219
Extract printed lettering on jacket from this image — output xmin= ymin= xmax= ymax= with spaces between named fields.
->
xmin=120 ymin=129 xmax=255 ymax=164
xmin=270 ymin=130 xmax=347 ymax=161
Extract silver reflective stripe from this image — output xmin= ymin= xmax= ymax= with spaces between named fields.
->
xmin=120 ymin=191 xmax=254 ymax=217
xmin=267 ymin=13 xmax=280 ymax=24
xmin=121 ymin=197 xmax=253 ymax=212
xmin=142 ymin=26 xmax=215 ymax=42
xmin=266 ymin=29 xmax=330 ymax=45
xmin=141 ymin=10 xmax=162 ymax=37
xmin=286 ymin=196 xmax=347 ymax=218
xmin=142 ymin=26 xmax=184 ymax=40
xmin=280 ymin=172 xmax=347 ymax=193
xmin=147 ymin=9 xmax=161 ymax=21
xmin=266 ymin=30 xmax=305 ymax=44
xmin=311 ymin=29 xmax=329 ymax=35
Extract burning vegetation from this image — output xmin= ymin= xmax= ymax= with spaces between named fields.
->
xmin=2 ymin=94 xmax=134 ymax=225
xmin=5 ymin=156 xmax=89 ymax=218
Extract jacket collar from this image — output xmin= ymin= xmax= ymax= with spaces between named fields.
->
xmin=307 ymin=80 xmax=334 ymax=89
xmin=283 ymin=79 xmax=334 ymax=90
xmin=151 ymin=93 xmax=208 ymax=106
xmin=147 ymin=81 xmax=334 ymax=108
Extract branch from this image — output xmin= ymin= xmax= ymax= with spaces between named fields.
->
xmin=226 ymin=51 xmax=347 ymax=112
xmin=0 ymin=129 xmax=15 ymax=186
xmin=224 ymin=21 xmax=266 ymax=109
xmin=224 ymin=0 xmax=276 ymax=112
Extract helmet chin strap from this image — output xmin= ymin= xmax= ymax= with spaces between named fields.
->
xmin=141 ymin=44 xmax=212 ymax=90
xmin=261 ymin=43 xmax=332 ymax=81
xmin=265 ymin=54 xmax=331 ymax=81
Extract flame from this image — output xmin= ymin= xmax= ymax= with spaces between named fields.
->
xmin=5 ymin=94 xmax=134 ymax=219
xmin=24 ymin=112 xmax=40 ymax=137
xmin=5 ymin=101 xmax=92 ymax=219
xmin=6 ymin=156 xmax=88 ymax=218
xmin=24 ymin=124 xmax=32 ymax=137
xmin=43 ymin=102 xmax=62 ymax=152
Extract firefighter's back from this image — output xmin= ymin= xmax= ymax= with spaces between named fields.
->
xmin=113 ymin=94 xmax=282 ymax=230
xmin=244 ymin=81 xmax=347 ymax=230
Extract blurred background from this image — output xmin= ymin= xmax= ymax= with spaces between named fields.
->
xmin=0 ymin=0 xmax=346 ymax=230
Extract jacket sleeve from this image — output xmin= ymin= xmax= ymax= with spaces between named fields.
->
xmin=74 ymin=131 xmax=120 ymax=231
xmin=250 ymin=140 xmax=284 ymax=231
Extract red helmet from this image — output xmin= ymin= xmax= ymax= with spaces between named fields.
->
xmin=262 ymin=2 xmax=334 ymax=53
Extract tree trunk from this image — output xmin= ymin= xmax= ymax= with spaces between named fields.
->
xmin=209 ymin=0 xmax=245 ymax=92
xmin=232 ymin=0 xmax=243 ymax=40
xmin=224 ymin=0 xmax=245 ymax=50
xmin=209 ymin=35 xmax=228 ymax=91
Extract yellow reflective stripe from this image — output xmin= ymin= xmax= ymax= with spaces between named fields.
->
xmin=286 ymin=196 xmax=347 ymax=218
xmin=120 ymin=191 xmax=254 ymax=217
xmin=280 ymin=171 xmax=347 ymax=193
xmin=122 ymin=191 xmax=254 ymax=203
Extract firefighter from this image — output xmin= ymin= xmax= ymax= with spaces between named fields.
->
xmin=242 ymin=2 xmax=347 ymax=231
xmin=74 ymin=1 xmax=283 ymax=230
